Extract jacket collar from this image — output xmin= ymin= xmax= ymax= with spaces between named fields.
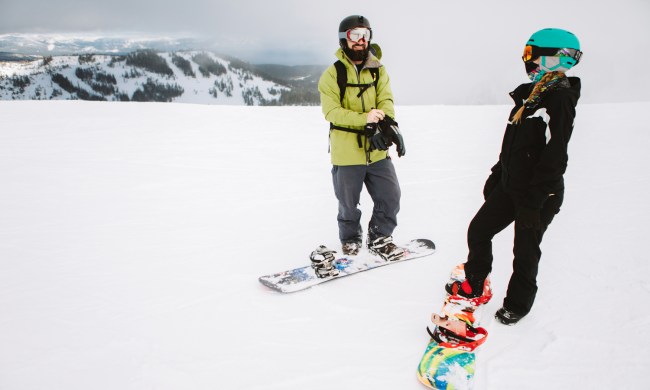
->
xmin=509 ymin=76 xmax=581 ymax=104
xmin=509 ymin=83 xmax=533 ymax=104
xmin=335 ymin=48 xmax=382 ymax=70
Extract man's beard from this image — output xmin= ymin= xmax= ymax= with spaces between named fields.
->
xmin=344 ymin=45 xmax=369 ymax=62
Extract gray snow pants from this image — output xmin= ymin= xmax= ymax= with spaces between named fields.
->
xmin=331 ymin=158 xmax=401 ymax=244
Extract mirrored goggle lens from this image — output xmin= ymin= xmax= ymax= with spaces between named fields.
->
xmin=522 ymin=45 xmax=534 ymax=62
xmin=341 ymin=28 xmax=371 ymax=42
xmin=557 ymin=48 xmax=583 ymax=64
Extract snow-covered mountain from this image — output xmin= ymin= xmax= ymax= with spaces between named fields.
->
xmin=0 ymin=33 xmax=324 ymax=105
xmin=0 ymin=50 xmax=322 ymax=105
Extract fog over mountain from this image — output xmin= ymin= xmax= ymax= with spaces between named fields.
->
xmin=0 ymin=33 xmax=202 ymax=56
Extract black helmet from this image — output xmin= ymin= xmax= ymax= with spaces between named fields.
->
xmin=338 ymin=15 xmax=372 ymax=49
xmin=339 ymin=15 xmax=371 ymax=33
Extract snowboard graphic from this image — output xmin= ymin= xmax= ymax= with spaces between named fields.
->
xmin=259 ymin=239 xmax=435 ymax=293
xmin=417 ymin=263 xmax=492 ymax=389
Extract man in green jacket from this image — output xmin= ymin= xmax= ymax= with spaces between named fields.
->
xmin=318 ymin=15 xmax=405 ymax=261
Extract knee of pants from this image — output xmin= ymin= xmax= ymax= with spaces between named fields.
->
xmin=467 ymin=219 xmax=494 ymax=244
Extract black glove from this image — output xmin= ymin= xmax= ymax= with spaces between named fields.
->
xmin=516 ymin=206 xmax=541 ymax=230
xmin=483 ymin=174 xmax=499 ymax=200
xmin=378 ymin=116 xmax=406 ymax=157
xmin=365 ymin=122 xmax=389 ymax=151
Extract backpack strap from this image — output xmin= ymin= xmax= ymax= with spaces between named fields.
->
xmin=329 ymin=123 xmax=366 ymax=148
xmin=330 ymin=60 xmax=381 ymax=149
xmin=334 ymin=60 xmax=347 ymax=105
xmin=333 ymin=60 xmax=380 ymax=104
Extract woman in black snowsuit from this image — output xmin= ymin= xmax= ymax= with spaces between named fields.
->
xmin=447 ymin=28 xmax=583 ymax=325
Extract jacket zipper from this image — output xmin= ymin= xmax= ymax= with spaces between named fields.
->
xmin=355 ymin=66 xmax=371 ymax=165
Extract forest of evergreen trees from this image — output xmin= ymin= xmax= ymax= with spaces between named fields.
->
xmin=0 ymin=50 xmax=324 ymax=105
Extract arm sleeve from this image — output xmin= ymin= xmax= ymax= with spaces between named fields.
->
xmin=524 ymin=93 xmax=576 ymax=208
xmin=375 ymin=66 xmax=395 ymax=119
xmin=318 ymin=65 xmax=367 ymax=127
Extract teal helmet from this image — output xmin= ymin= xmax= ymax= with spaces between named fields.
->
xmin=527 ymin=28 xmax=580 ymax=51
xmin=523 ymin=28 xmax=582 ymax=82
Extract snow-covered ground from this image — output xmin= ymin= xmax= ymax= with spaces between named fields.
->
xmin=0 ymin=100 xmax=647 ymax=389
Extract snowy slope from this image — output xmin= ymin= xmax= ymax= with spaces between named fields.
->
xmin=0 ymin=101 xmax=648 ymax=390
xmin=0 ymin=52 xmax=289 ymax=105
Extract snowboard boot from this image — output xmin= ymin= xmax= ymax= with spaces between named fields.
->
xmin=342 ymin=241 xmax=361 ymax=256
xmin=367 ymin=235 xmax=405 ymax=261
xmin=445 ymin=272 xmax=493 ymax=306
xmin=495 ymin=306 xmax=526 ymax=325
xmin=310 ymin=245 xmax=340 ymax=278
xmin=445 ymin=276 xmax=485 ymax=298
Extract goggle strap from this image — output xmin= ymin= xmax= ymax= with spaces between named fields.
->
xmin=523 ymin=45 xmax=583 ymax=64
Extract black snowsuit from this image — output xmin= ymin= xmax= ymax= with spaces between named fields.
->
xmin=465 ymin=77 xmax=581 ymax=316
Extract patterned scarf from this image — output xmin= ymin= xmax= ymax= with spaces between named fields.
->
xmin=511 ymin=71 xmax=570 ymax=124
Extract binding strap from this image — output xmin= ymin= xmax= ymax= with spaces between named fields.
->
xmin=426 ymin=324 xmax=488 ymax=352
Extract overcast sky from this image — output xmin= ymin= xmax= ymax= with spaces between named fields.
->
xmin=1 ymin=0 xmax=649 ymax=104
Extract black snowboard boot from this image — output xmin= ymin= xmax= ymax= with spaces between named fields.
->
xmin=445 ymin=275 xmax=485 ymax=298
xmin=495 ymin=306 xmax=526 ymax=325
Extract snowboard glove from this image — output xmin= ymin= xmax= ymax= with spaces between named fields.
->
xmin=365 ymin=122 xmax=389 ymax=151
xmin=378 ymin=116 xmax=406 ymax=157
xmin=516 ymin=206 xmax=541 ymax=230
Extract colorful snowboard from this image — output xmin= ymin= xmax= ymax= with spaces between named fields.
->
xmin=417 ymin=263 xmax=492 ymax=389
xmin=259 ymin=239 xmax=435 ymax=293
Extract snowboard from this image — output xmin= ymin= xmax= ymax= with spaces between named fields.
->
xmin=417 ymin=263 xmax=492 ymax=389
xmin=258 ymin=239 xmax=435 ymax=293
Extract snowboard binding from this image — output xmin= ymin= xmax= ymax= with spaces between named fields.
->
xmin=445 ymin=265 xmax=493 ymax=306
xmin=427 ymin=314 xmax=488 ymax=352
xmin=310 ymin=245 xmax=340 ymax=278
xmin=427 ymin=263 xmax=492 ymax=351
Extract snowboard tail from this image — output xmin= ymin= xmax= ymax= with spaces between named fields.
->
xmin=258 ymin=239 xmax=435 ymax=293
xmin=418 ymin=342 xmax=476 ymax=389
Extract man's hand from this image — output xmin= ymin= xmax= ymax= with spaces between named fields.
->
xmin=366 ymin=109 xmax=385 ymax=123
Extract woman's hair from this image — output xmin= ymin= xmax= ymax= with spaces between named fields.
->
xmin=511 ymin=71 xmax=566 ymax=124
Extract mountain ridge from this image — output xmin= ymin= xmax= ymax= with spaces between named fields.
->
xmin=0 ymin=50 xmax=324 ymax=105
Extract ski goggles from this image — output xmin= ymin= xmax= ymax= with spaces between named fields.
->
xmin=522 ymin=45 xmax=582 ymax=64
xmin=338 ymin=27 xmax=372 ymax=43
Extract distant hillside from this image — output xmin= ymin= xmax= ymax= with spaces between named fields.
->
xmin=251 ymin=63 xmax=325 ymax=106
xmin=0 ymin=50 xmax=325 ymax=105
xmin=0 ymin=52 xmax=40 ymax=61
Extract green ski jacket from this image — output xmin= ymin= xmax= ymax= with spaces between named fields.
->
xmin=318 ymin=48 xmax=395 ymax=166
